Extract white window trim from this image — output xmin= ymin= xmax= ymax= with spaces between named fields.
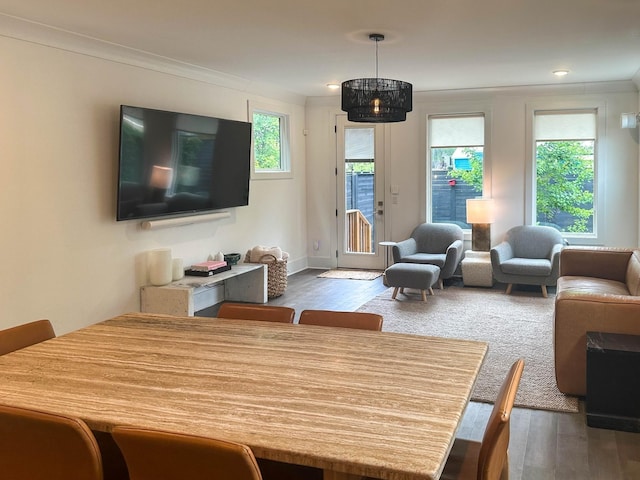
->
xmin=421 ymin=105 xmax=492 ymax=233
xmin=248 ymin=100 xmax=292 ymax=180
xmin=525 ymin=100 xmax=606 ymax=244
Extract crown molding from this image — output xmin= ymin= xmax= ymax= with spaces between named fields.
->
xmin=0 ymin=13 xmax=306 ymax=105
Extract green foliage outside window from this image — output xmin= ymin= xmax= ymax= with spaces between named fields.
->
xmin=346 ymin=161 xmax=374 ymax=174
xmin=444 ymin=142 xmax=593 ymax=233
xmin=447 ymin=148 xmax=484 ymax=194
xmin=253 ymin=112 xmax=281 ymax=170
xmin=536 ymin=141 xmax=594 ymax=233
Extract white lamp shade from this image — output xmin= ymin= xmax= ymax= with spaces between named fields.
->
xmin=466 ymin=198 xmax=494 ymax=224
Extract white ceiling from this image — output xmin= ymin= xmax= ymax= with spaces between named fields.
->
xmin=2 ymin=0 xmax=640 ymax=97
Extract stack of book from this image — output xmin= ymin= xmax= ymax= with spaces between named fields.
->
xmin=185 ymin=260 xmax=231 ymax=277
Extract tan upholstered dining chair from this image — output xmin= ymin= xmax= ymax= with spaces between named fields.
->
xmin=298 ymin=310 xmax=383 ymax=331
xmin=0 ymin=319 xmax=56 ymax=356
xmin=0 ymin=404 xmax=103 ymax=480
xmin=112 ymin=426 xmax=263 ymax=480
xmin=217 ymin=302 xmax=295 ymax=323
xmin=440 ymin=358 xmax=525 ymax=480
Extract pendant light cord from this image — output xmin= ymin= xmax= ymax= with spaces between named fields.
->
xmin=370 ymin=33 xmax=383 ymax=91
xmin=375 ymin=37 xmax=379 ymax=78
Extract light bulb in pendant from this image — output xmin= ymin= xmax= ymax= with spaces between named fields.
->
xmin=372 ymin=97 xmax=381 ymax=114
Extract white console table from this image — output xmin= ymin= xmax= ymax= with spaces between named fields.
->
xmin=141 ymin=264 xmax=267 ymax=316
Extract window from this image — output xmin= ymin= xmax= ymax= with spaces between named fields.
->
xmin=249 ymin=102 xmax=291 ymax=178
xmin=428 ymin=114 xmax=485 ymax=226
xmin=533 ymin=110 xmax=596 ymax=234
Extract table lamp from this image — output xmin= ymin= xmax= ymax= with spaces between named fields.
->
xmin=149 ymin=165 xmax=173 ymax=202
xmin=150 ymin=165 xmax=173 ymax=189
xmin=466 ymin=198 xmax=494 ymax=251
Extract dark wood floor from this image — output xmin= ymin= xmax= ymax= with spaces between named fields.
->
xmin=266 ymin=269 xmax=640 ymax=480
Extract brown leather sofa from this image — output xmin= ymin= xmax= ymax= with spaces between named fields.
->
xmin=554 ymin=246 xmax=640 ymax=396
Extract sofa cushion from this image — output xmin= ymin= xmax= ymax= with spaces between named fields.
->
xmin=500 ymin=258 xmax=551 ymax=276
xmin=557 ymin=276 xmax=630 ymax=297
xmin=401 ymin=253 xmax=446 ymax=267
xmin=626 ymin=250 xmax=640 ymax=296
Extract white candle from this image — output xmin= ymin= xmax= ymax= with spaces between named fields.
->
xmin=172 ymin=258 xmax=185 ymax=280
xmin=148 ymin=248 xmax=172 ymax=285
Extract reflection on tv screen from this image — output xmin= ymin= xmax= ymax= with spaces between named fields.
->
xmin=117 ymin=105 xmax=251 ymax=221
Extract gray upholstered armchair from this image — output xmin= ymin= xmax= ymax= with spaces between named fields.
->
xmin=392 ymin=223 xmax=464 ymax=288
xmin=490 ymin=225 xmax=563 ymax=297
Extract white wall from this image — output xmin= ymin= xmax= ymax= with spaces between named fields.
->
xmin=306 ymin=82 xmax=639 ymax=269
xmin=0 ymin=36 xmax=307 ymax=334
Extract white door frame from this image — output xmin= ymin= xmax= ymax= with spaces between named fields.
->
xmin=335 ymin=115 xmax=386 ymax=270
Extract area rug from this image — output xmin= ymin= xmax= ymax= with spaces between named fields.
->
xmin=317 ymin=269 xmax=384 ymax=280
xmin=356 ymin=286 xmax=579 ymax=413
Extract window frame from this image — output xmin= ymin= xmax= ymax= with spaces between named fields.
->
xmin=525 ymin=101 xmax=605 ymax=244
xmin=248 ymin=101 xmax=292 ymax=180
xmin=423 ymin=108 xmax=492 ymax=230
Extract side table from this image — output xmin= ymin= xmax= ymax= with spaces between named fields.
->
xmin=587 ymin=331 xmax=640 ymax=432
xmin=379 ymin=241 xmax=397 ymax=269
xmin=461 ymin=250 xmax=494 ymax=287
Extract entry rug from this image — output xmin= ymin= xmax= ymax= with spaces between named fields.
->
xmin=356 ymin=286 xmax=579 ymax=413
xmin=317 ymin=269 xmax=384 ymax=281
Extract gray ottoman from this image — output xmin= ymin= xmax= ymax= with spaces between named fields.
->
xmin=384 ymin=263 xmax=441 ymax=302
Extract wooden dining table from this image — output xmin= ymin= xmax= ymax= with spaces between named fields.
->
xmin=0 ymin=313 xmax=487 ymax=480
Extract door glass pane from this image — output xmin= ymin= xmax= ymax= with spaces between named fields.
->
xmin=345 ymin=128 xmax=375 ymax=254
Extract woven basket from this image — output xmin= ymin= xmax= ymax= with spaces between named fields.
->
xmin=245 ymin=251 xmax=288 ymax=298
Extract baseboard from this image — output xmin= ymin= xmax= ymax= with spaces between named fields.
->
xmin=286 ymin=256 xmax=310 ymax=275
xmin=306 ymin=256 xmax=334 ymax=270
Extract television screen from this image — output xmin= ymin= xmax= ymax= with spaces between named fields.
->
xmin=117 ymin=105 xmax=251 ymax=221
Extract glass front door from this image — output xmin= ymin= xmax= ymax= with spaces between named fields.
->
xmin=336 ymin=115 xmax=385 ymax=270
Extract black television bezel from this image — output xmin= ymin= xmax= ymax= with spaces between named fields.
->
xmin=116 ymin=105 xmax=251 ymax=222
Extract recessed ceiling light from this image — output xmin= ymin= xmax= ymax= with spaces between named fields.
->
xmin=553 ymin=70 xmax=569 ymax=77
xmin=326 ymin=83 xmax=340 ymax=90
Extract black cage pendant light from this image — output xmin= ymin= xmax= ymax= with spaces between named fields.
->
xmin=341 ymin=33 xmax=412 ymax=123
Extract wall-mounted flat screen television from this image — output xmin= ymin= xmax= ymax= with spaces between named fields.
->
xmin=116 ymin=105 xmax=251 ymax=221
